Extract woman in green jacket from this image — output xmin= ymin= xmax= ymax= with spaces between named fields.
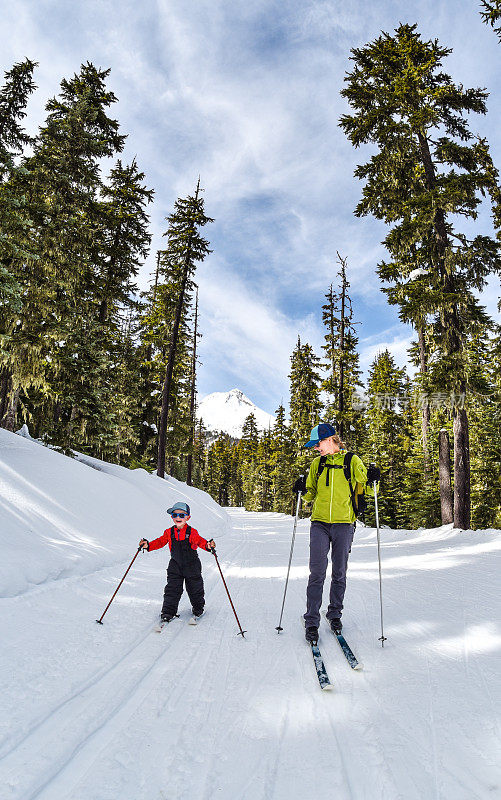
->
xmin=293 ymin=423 xmax=380 ymax=645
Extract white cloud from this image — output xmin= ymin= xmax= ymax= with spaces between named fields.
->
xmin=359 ymin=327 xmax=416 ymax=376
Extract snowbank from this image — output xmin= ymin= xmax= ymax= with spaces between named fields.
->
xmin=0 ymin=428 xmax=230 ymax=597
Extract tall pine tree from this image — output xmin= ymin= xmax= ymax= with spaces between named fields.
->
xmin=321 ymin=253 xmax=363 ymax=445
xmin=156 ymin=181 xmax=213 ymax=478
xmin=340 ymin=24 xmax=500 ymax=528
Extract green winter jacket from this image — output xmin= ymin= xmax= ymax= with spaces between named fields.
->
xmin=303 ymin=450 xmax=374 ymax=524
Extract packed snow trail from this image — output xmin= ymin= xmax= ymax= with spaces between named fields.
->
xmin=2 ymin=502 xmax=501 ymax=800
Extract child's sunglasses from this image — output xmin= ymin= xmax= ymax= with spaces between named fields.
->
xmin=171 ymin=512 xmax=187 ymax=519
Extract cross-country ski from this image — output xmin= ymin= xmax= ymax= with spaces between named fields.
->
xmin=323 ymin=612 xmax=362 ymax=669
xmin=310 ymin=642 xmax=333 ymax=690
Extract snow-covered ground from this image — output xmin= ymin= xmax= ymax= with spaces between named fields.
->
xmin=1 ymin=429 xmax=500 ymax=800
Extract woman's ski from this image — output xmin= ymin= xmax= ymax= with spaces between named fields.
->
xmin=323 ymin=613 xmax=361 ymax=669
xmin=334 ymin=632 xmax=362 ymax=670
xmin=310 ymin=642 xmax=333 ymax=690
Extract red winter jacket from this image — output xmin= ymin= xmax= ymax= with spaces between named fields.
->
xmin=147 ymin=523 xmax=209 ymax=553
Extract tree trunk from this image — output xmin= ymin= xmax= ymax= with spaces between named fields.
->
xmin=53 ymin=400 xmax=61 ymax=425
xmin=417 ymin=324 xmax=430 ymax=473
xmin=157 ymin=188 xmax=200 ymax=479
xmin=186 ymin=288 xmax=199 ymax=486
xmin=156 ymin=275 xmax=188 ymax=478
xmin=67 ymin=405 xmax=77 ymax=448
xmin=0 ymin=369 xmax=10 ymax=420
xmin=453 ymin=400 xmax=471 ymax=530
xmin=1 ymin=386 xmax=20 ymax=431
xmin=438 ymin=428 xmax=453 ymax=524
xmin=417 ymin=129 xmax=470 ymax=525
xmin=145 ymin=252 xmax=161 ymax=364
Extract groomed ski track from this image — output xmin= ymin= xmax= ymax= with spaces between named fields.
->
xmin=1 ymin=508 xmax=500 ymax=800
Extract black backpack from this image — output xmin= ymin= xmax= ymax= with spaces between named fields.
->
xmin=317 ymin=452 xmax=367 ymax=519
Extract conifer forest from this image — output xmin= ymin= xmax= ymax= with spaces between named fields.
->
xmin=1 ymin=13 xmax=500 ymax=532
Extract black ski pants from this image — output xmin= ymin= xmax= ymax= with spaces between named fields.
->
xmin=161 ymin=556 xmax=205 ymax=616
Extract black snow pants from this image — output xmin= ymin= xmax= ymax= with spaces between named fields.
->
xmin=161 ymin=535 xmax=205 ymax=616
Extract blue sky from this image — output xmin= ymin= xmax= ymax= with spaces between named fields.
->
xmin=1 ymin=0 xmax=499 ymax=415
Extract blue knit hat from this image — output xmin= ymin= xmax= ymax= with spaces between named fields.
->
xmin=304 ymin=423 xmax=337 ymax=448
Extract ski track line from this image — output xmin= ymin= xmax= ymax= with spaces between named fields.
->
xmin=70 ymin=610 xmax=233 ymax=800
xmin=1 ymin=530 xmax=240 ymax=800
xmin=1 ymin=519 xmax=247 ymax=761
xmin=310 ymin=626 xmax=421 ymax=800
xmin=339 ymin=624 xmax=493 ymax=800
xmin=0 ymin=616 xmax=158 ymax=760
xmin=266 ymin=517 xmax=416 ymax=799
xmin=288 ymin=634 xmax=356 ymax=800
xmin=197 ymin=514 xmax=286 ymax=800
xmin=28 ymin=547 xmax=241 ymax=800
xmin=426 ymin=655 xmax=441 ymax=800
xmin=1 ymin=618 xmax=188 ymax=800
xmin=288 ymin=563 xmax=410 ymax=799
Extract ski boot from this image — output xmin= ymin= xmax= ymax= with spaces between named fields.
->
xmin=328 ymin=617 xmax=342 ymax=635
xmin=305 ymin=625 xmax=319 ymax=645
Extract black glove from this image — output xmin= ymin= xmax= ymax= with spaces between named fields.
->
xmin=293 ymin=475 xmax=307 ymax=495
xmin=367 ymin=465 xmax=381 ymax=484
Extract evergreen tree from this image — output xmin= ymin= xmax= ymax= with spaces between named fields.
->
xmin=97 ymin=159 xmax=153 ymax=325
xmin=254 ymin=427 xmax=273 ymax=511
xmin=205 ymin=434 xmax=234 ymax=506
xmin=270 ymin=403 xmax=295 ymax=514
xmin=240 ymin=412 xmax=260 ymax=509
xmin=156 ymin=181 xmax=213 ymax=478
xmin=0 ymin=59 xmax=37 ymax=426
xmin=138 ymin=255 xmax=194 ymax=479
xmin=362 ymin=350 xmax=411 ymax=528
xmin=480 ymin=1 xmax=501 ymax=40
xmin=321 ymin=253 xmax=363 ymax=446
xmin=340 ymin=24 xmax=501 ymax=528
xmin=467 ymin=330 xmax=501 ymax=528
xmin=3 ymin=63 xmax=125 ymax=440
xmin=402 ymin=387 xmax=447 ymax=529
xmin=289 ymin=338 xmax=322 ymax=474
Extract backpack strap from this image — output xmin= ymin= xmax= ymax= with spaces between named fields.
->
xmin=317 ymin=455 xmax=327 ymax=478
xmin=317 ymin=455 xmax=343 ymax=486
xmin=343 ymin=452 xmax=360 ymax=517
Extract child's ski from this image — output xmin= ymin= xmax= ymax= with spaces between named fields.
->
xmin=188 ymin=611 xmax=204 ymax=626
xmin=154 ymin=614 xmax=179 ymax=632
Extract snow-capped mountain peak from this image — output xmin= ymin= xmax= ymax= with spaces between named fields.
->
xmin=197 ymin=388 xmax=275 ymax=439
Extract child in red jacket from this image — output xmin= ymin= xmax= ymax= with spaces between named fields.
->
xmin=139 ymin=501 xmax=215 ymax=625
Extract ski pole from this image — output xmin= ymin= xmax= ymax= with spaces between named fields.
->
xmin=212 ymin=549 xmax=247 ymax=638
xmin=276 ymin=480 xmax=303 ymax=633
xmin=96 ymin=546 xmax=143 ymax=625
xmin=373 ymin=481 xmax=387 ymax=647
